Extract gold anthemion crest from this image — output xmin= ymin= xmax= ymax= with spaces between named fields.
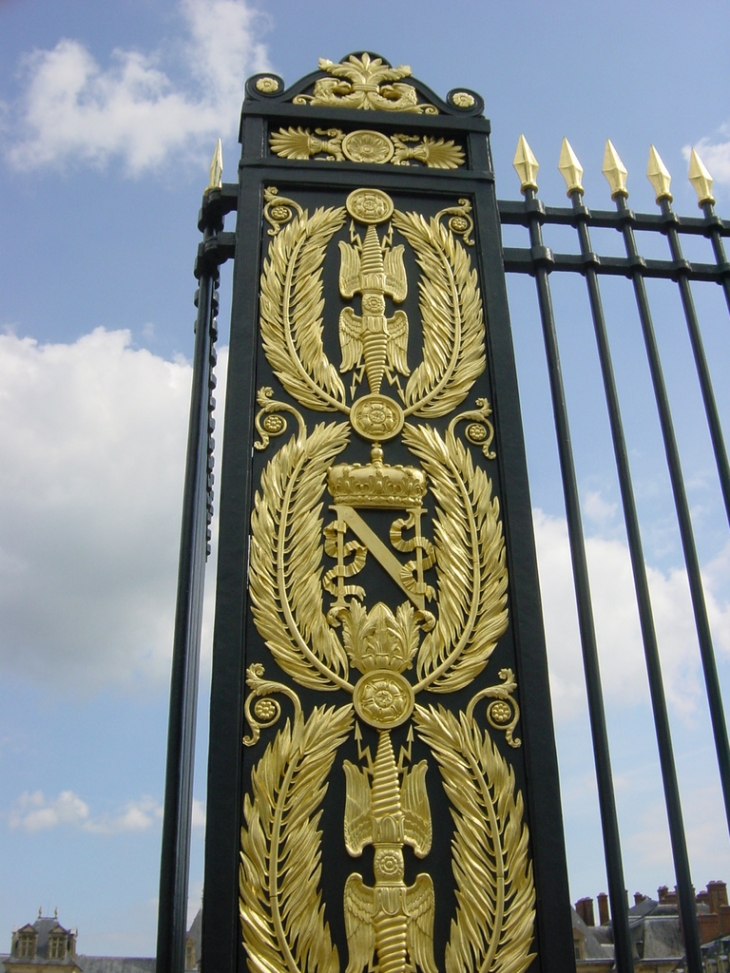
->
xmin=240 ymin=184 xmax=535 ymax=973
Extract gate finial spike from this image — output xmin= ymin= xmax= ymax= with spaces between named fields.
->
xmin=602 ymin=140 xmax=628 ymax=199
xmin=205 ymin=138 xmax=223 ymax=194
xmin=513 ymin=134 xmax=539 ymax=193
xmin=646 ymin=145 xmax=672 ymax=202
xmin=558 ymin=138 xmax=584 ymax=196
xmin=688 ymin=148 xmax=715 ymax=206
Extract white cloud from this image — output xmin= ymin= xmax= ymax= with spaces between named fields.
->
xmin=583 ymin=490 xmax=617 ymax=526
xmin=191 ymin=798 xmax=206 ymax=830
xmin=84 ymin=796 xmax=163 ymax=835
xmin=533 ymin=509 xmax=730 ymax=721
xmin=0 ymin=328 xmax=213 ymax=691
xmin=6 ymin=0 xmax=270 ymax=174
xmin=7 ymin=790 xmax=168 ymax=834
xmin=8 ymin=790 xmax=90 ymax=832
xmin=683 ymin=126 xmax=730 ymax=190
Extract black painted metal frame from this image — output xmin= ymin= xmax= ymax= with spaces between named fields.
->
xmin=158 ymin=56 xmax=730 ymax=973
xmin=157 ymin=59 xmax=576 ymax=973
xmin=500 ymin=190 xmax=730 ymax=973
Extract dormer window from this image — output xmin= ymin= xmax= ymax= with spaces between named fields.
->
xmin=16 ymin=932 xmax=37 ymax=959
xmin=49 ymin=935 xmax=67 ymax=960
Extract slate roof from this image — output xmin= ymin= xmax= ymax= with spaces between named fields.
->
xmin=76 ymin=958 xmax=156 ymax=973
xmin=571 ymin=909 xmax=614 ymax=963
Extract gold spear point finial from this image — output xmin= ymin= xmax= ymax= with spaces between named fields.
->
xmin=602 ymin=140 xmax=628 ymax=199
xmin=204 ymin=138 xmax=223 ymax=195
xmin=513 ymin=134 xmax=539 ymax=193
xmin=688 ymin=148 xmax=715 ymax=206
xmin=558 ymin=138 xmax=584 ymax=196
xmin=646 ymin=145 xmax=672 ymax=202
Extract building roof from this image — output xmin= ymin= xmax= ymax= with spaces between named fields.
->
xmin=76 ymin=958 xmax=156 ymax=973
xmin=571 ymin=909 xmax=614 ymax=962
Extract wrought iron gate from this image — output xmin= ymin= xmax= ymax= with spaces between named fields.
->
xmin=156 ymin=53 xmax=730 ymax=973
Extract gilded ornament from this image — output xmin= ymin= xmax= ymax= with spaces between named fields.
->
xmin=392 ymin=205 xmax=485 ymax=418
xmin=339 ymin=190 xmax=409 ymax=398
xmin=269 ymin=127 xmax=464 ymax=169
xmin=414 ymin=704 xmax=535 ymax=973
xmin=240 ymin=685 xmax=353 ymax=973
xmin=353 ymin=669 xmax=415 ymax=729
xmin=293 ymin=53 xmax=438 ymax=114
xmin=328 ymin=452 xmax=426 ymax=510
xmin=242 ymin=182 xmax=534 ymax=973
xmin=269 ymin=126 xmax=345 ymax=162
xmin=255 ymin=76 xmax=280 ymax=93
xmin=391 ymin=134 xmax=465 ymax=169
xmin=349 ymin=394 xmax=404 ymax=441
xmin=451 ymin=91 xmax=475 ymax=108
xmin=342 ymin=130 xmax=394 ymax=164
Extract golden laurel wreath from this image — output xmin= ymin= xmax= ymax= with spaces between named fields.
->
xmin=240 ymin=188 xmax=535 ymax=973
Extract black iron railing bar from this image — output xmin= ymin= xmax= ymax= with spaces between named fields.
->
xmin=568 ymin=191 xmax=703 ymax=973
xmin=522 ymin=187 xmax=635 ymax=973
xmin=657 ymin=197 xmax=730 ymax=526
xmin=499 ymin=199 xmax=730 ymax=237
xmin=702 ymin=201 xmax=730 ymax=313
xmin=502 ymin=248 xmax=726 ymax=282
xmin=157 ymin=185 xmax=234 ymax=973
xmin=613 ymin=192 xmax=730 ymax=837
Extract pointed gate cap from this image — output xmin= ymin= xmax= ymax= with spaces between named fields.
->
xmin=205 ymin=138 xmax=223 ymax=194
xmin=513 ymin=134 xmax=539 ymax=193
xmin=646 ymin=145 xmax=672 ymax=202
xmin=602 ymin=140 xmax=628 ymax=198
xmin=688 ymin=148 xmax=715 ymax=206
xmin=558 ymin=138 xmax=584 ymax=196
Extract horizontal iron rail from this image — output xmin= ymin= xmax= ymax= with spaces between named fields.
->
xmin=499 ymin=198 xmax=730 ymax=236
xmin=502 ymin=247 xmax=729 ymax=281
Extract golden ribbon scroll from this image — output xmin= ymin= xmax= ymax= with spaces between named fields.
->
xmin=239 ymin=185 xmax=536 ymax=973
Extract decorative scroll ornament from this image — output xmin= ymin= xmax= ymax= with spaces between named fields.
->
xmin=293 ymin=54 xmax=438 ymax=114
xmin=241 ymin=183 xmax=535 ymax=973
xmin=269 ymin=127 xmax=465 ymax=169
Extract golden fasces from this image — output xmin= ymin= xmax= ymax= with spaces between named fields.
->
xmin=240 ymin=185 xmax=535 ymax=973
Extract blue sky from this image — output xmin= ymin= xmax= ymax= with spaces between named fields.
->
xmin=0 ymin=0 xmax=729 ymax=958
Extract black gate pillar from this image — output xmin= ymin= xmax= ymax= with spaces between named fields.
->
xmin=196 ymin=53 xmax=575 ymax=973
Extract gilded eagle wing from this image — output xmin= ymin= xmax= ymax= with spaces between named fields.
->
xmin=343 ymin=874 xmax=375 ymax=973
xmin=339 ymin=240 xmax=361 ymax=298
xmin=406 ymin=874 xmax=437 ymax=973
xmin=343 ymin=760 xmax=372 ymax=856
xmin=386 ymin=309 xmax=410 ymax=376
xmin=401 ymin=759 xmax=432 ymax=857
xmin=339 ymin=307 xmax=363 ymax=373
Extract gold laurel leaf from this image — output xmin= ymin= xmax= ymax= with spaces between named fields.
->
xmin=403 ymin=422 xmax=508 ymax=694
xmin=413 ymin=704 xmax=536 ymax=973
xmin=240 ymin=703 xmax=353 ymax=973
xmin=249 ymin=421 xmax=352 ymax=691
xmin=260 ymin=205 xmax=348 ymax=412
xmin=392 ymin=210 xmax=485 ymax=418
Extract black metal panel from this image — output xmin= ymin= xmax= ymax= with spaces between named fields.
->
xmin=202 ymin=57 xmax=574 ymax=973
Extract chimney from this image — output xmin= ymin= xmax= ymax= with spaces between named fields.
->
xmin=597 ymin=893 xmax=610 ymax=925
xmin=708 ymin=882 xmax=728 ymax=916
xmin=634 ymin=893 xmax=647 ymax=906
xmin=576 ymin=898 xmax=595 ymax=927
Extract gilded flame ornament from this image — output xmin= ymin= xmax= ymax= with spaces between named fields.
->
xmin=240 ymin=182 xmax=535 ymax=973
